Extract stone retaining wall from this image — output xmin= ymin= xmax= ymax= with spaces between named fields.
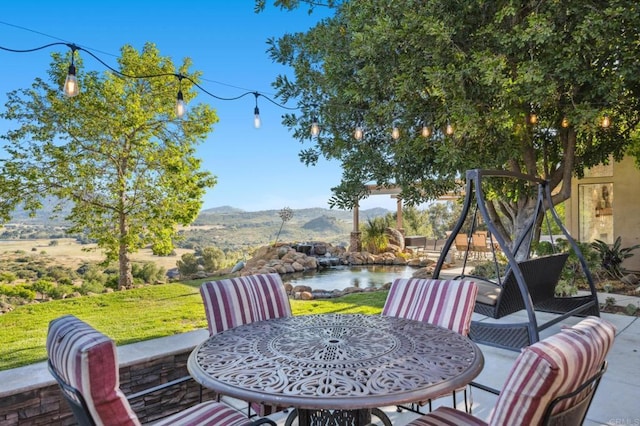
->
xmin=0 ymin=330 xmax=216 ymax=425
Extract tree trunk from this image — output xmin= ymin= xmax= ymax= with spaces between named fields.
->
xmin=118 ymin=212 xmax=133 ymax=289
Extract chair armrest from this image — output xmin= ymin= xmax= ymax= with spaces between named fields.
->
xmin=250 ymin=419 xmax=277 ymax=426
xmin=469 ymin=381 xmax=500 ymax=395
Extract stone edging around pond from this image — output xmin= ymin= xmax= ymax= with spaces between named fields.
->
xmin=215 ymin=242 xmax=453 ymax=300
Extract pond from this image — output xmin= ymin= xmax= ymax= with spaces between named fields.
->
xmin=281 ymin=264 xmax=417 ymax=292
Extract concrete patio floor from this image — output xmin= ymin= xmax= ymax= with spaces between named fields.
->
xmin=252 ymin=308 xmax=640 ymax=426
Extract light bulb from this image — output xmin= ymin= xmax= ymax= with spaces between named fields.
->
xmin=601 ymin=115 xmax=611 ymax=128
xmin=561 ymin=117 xmax=569 ymax=128
xmin=529 ymin=113 xmax=538 ymax=125
xmin=421 ymin=125 xmax=431 ymax=138
xmin=354 ymin=127 xmax=364 ymax=140
xmin=310 ymin=121 xmax=320 ymax=137
xmin=391 ymin=126 xmax=400 ymax=140
xmin=254 ymin=106 xmax=261 ymax=129
xmin=175 ymin=90 xmax=186 ymax=119
xmin=64 ymin=63 xmax=79 ymax=97
xmin=445 ymin=123 xmax=454 ymax=135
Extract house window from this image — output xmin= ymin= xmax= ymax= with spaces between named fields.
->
xmin=578 ymin=183 xmax=613 ymax=244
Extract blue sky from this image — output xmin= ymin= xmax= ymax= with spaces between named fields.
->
xmin=0 ymin=1 xmax=399 ymax=212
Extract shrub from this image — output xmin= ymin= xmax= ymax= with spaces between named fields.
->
xmin=591 ymin=236 xmax=640 ymax=279
xmin=132 ymin=262 xmax=165 ymax=284
xmin=361 ymin=217 xmax=389 ymax=254
xmin=177 ymin=253 xmax=200 ymax=276
xmin=49 ymin=284 xmax=76 ymax=299
xmin=79 ymin=280 xmax=106 ymax=295
xmin=201 ymin=247 xmax=226 ymax=273
xmin=31 ymin=279 xmax=56 ymax=300
xmin=0 ymin=284 xmax=36 ymax=300
xmin=0 ymin=271 xmax=17 ymax=283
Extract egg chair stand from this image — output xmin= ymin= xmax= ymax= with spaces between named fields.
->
xmin=433 ymin=169 xmax=600 ymax=351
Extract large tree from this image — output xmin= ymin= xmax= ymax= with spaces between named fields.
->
xmin=259 ymin=0 xmax=640 ymax=242
xmin=0 ymin=43 xmax=217 ymax=289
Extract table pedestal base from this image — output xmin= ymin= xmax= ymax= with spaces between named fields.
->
xmin=285 ymin=407 xmax=391 ymax=426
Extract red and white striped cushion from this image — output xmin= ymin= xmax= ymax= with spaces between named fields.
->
xmin=200 ymin=277 xmax=261 ymax=335
xmin=382 ymin=278 xmax=478 ymax=336
xmin=406 ymin=406 xmax=488 ymax=425
xmin=47 ymin=315 xmax=140 ymax=426
xmin=201 ymin=274 xmax=291 ymax=417
xmin=245 ymin=273 xmax=293 ymax=321
xmin=153 ymin=400 xmax=249 ymax=426
xmin=489 ymin=316 xmax=616 ymax=425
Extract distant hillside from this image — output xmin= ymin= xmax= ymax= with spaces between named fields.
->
xmin=4 ymin=204 xmax=392 ymax=251
xmin=182 ymin=206 xmax=390 ymax=251
xmin=302 ymin=215 xmax=346 ymax=233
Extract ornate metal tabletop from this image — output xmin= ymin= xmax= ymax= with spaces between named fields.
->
xmin=188 ymin=313 xmax=484 ymax=412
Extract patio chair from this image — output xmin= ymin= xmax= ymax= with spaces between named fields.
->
xmin=382 ymin=278 xmax=478 ymax=413
xmin=46 ymin=314 xmax=276 ymax=426
xmin=200 ymin=273 xmax=292 ymax=417
xmin=405 ymin=316 xmax=616 ymax=426
xmin=454 ymin=233 xmax=471 ymax=260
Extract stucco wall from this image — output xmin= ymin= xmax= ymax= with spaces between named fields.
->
xmin=568 ymin=156 xmax=640 ymax=272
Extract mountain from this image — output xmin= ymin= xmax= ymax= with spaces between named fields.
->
xmin=302 ymin=215 xmax=346 ymax=233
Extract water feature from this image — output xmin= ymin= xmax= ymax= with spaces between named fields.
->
xmin=281 ymin=264 xmax=417 ymax=292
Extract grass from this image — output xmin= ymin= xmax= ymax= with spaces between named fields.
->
xmin=0 ymin=280 xmax=387 ymax=371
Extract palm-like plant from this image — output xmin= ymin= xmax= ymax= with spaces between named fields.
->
xmin=361 ymin=217 xmax=389 ymax=254
xmin=591 ymin=236 xmax=640 ymax=279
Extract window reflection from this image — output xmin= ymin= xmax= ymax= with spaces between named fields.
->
xmin=579 ymin=183 xmax=613 ymax=244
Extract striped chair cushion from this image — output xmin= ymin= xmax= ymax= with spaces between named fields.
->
xmin=406 ymin=406 xmax=488 ymax=426
xmin=153 ymin=400 xmax=249 ymax=426
xmin=200 ymin=277 xmax=261 ymax=335
xmin=489 ymin=316 xmax=616 ymax=425
xmin=382 ymin=278 xmax=478 ymax=336
xmin=200 ymin=273 xmax=291 ymax=417
xmin=47 ymin=315 xmax=140 ymax=426
xmin=245 ymin=273 xmax=293 ymax=321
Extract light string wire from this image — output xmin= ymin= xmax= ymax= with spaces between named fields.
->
xmin=0 ymin=41 xmax=298 ymax=112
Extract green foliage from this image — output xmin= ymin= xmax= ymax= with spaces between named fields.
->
xmin=0 ymin=284 xmax=36 ymax=300
xmin=361 ymin=217 xmax=389 ymax=253
xmin=31 ymin=279 xmax=55 ymax=300
xmin=79 ymin=280 xmax=106 ymax=295
xmin=591 ymin=236 xmax=640 ymax=279
xmin=625 ymin=304 xmax=639 ymax=316
xmin=201 ymin=247 xmax=226 ymax=273
xmin=264 ymin=0 xmax=640 ymax=244
xmin=177 ymin=253 xmax=200 ymax=276
xmin=0 ymin=271 xmax=17 ymax=283
xmin=470 ymin=260 xmax=508 ymax=280
xmin=49 ymin=284 xmax=76 ymax=299
xmin=131 ymin=262 xmax=166 ymax=284
xmin=0 ymin=43 xmax=218 ymax=289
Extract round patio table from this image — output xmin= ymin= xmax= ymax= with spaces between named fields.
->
xmin=188 ymin=313 xmax=484 ymax=426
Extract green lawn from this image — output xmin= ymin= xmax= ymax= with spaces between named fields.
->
xmin=0 ymin=281 xmax=387 ymax=370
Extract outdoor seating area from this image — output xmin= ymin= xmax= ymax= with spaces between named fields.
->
xmin=37 ymin=270 xmax=633 ymax=426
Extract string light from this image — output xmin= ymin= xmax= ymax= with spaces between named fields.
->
xmin=253 ymin=92 xmax=261 ymax=129
xmin=391 ymin=124 xmax=400 ymax=140
xmin=175 ymin=76 xmax=186 ymax=119
xmin=0 ymin=40 xmax=619 ymax=135
xmin=63 ymin=45 xmax=79 ymax=97
xmin=310 ymin=114 xmax=320 ymax=136
xmin=354 ymin=126 xmax=364 ymax=140
xmin=0 ymin=41 xmax=297 ymax=122
xmin=445 ymin=122 xmax=454 ymax=136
